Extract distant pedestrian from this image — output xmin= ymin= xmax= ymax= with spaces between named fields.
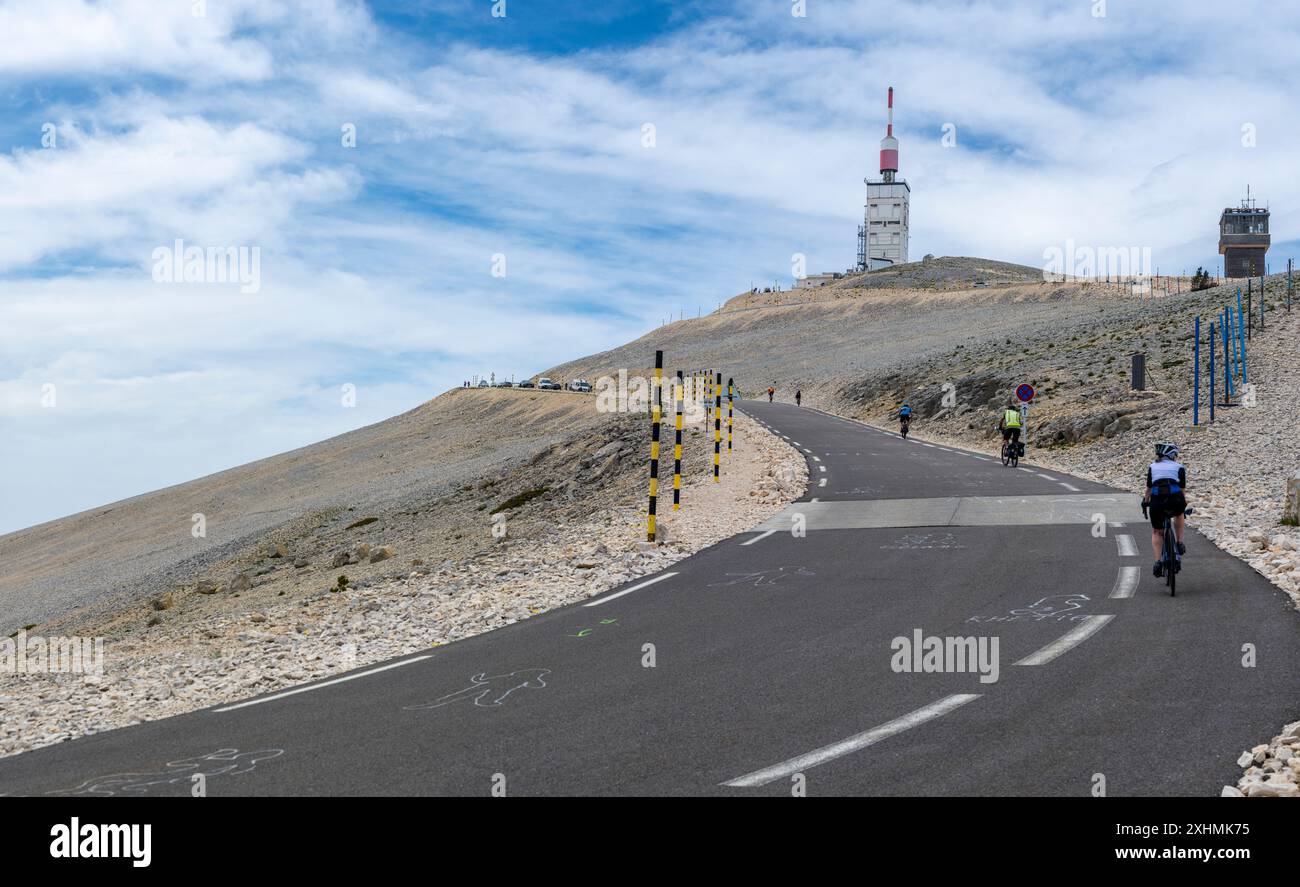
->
xmin=795 ymin=390 xmax=802 ymax=406
xmin=767 ymin=386 xmax=775 ymax=403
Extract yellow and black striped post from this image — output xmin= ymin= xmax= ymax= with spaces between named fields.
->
xmin=713 ymin=371 xmax=722 ymax=482
xmin=647 ymin=350 xmax=664 ymax=541
xmin=727 ymin=376 xmax=734 ymax=453
xmin=672 ymin=370 xmax=684 ymax=510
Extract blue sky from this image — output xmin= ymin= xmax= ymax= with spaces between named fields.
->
xmin=1 ymin=0 xmax=1297 ymax=534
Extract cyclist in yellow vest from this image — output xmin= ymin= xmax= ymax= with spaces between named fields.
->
xmin=998 ymin=399 xmax=1023 ymax=453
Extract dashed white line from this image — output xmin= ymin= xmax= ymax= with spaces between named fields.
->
xmin=1014 ymin=615 xmax=1115 ymax=666
xmin=1060 ymin=483 xmax=1081 ymax=492
xmin=1110 ymin=566 xmax=1140 ymax=599
xmin=1117 ymin=534 xmax=1138 ymax=556
xmin=722 ymin=694 xmax=982 ymax=787
xmin=1036 ymin=473 xmax=1056 ymax=481
xmin=741 ymin=529 xmax=776 ymax=546
xmin=812 ymin=456 xmax=821 ymax=462
xmin=583 ymin=571 xmax=678 ymax=607
xmin=818 ymin=478 xmax=827 ymax=487
xmin=213 ymin=656 xmax=434 ymax=712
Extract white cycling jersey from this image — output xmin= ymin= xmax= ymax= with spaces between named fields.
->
xmin=1148 ymin=459 xmax=1186 ymax=488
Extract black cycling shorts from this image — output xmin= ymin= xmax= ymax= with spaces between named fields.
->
xmin=1148 ymin=493 xmax=1187 ymax=529
xmin=1002 ymin=427 xmax=1021 ymax=442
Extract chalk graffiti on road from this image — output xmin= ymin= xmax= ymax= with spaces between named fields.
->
xmin=47 ymin=748 xmax=285 ymax=796
xmin=405 ymin=668 xmax=551 ymax=710
xmin=569 ymin=619 xmax=618 ymax=638
xmin=967 ymin=594 xmax=1092 ymax=624
xmin=881 ymin=532 xmax=966 ymax=550
xmin=707 ymin=566 xmax=816 ymax=588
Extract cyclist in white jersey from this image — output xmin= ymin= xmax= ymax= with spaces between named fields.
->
xmin=1143 ymin=442 xmax=1188 ymax=577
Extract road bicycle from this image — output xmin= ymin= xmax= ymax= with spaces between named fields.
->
xmin=900 ymin=418 xmax=910 ymax=440
xmin=1000 ymin=439 xmax=1019 ymax=468
xmin=1144 ymin=501 xmax=1192 ymax=596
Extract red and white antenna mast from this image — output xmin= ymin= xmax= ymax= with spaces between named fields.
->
xmin=879 ymin=87 xmax=899 ymax=183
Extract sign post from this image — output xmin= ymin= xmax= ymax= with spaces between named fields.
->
xmin=1016 ymin=384 xmax=1035 ymax=450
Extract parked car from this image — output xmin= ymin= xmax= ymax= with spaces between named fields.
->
xmin=517 ymin=380 xmax=535 ymax=389
xmin=496 ymin=381 xmax=513 ymax=388
xmin=536 ymin=377 xmax=561 ymax=390
xmin=567 ymin=379 xmax=592 ymax=393
xmin=476 ymin=380 xmax=490 ymax=387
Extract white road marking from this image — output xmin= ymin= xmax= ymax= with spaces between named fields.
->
xmin=810 ymin=497 xmax=819 ymax=503
xmin=1060 ymin=483 xmax=1081 ymax=492
xmin=213 ymin=656 xmax=434 ymax=712
xmin=583 ymin=572 xmax=679 ymax=607
xmin=1017 ymin=467 xmax=1034 ymax=474
xmin=818 ymin=465 xmax=826 ymax=472
xmin=812 ymin=456 xmax=821 ymax=462
xmin=818 ymin=478 xmax=827 ymax=487
xmin=1110 ymin=566 xmax=1140 ymax=599
xmin=972 ymin=456 xmax=990 ymax=461
xmin=1036 ymin=473 xmax=1056 ymax=481
xmin=722 ymin=694 xmax=982 ymax=787
xmin=922 ymin=443 xmax=936 ymax=448
xmin=1117 ymin=534 xmax=1138 ymax=556
xmin=741 ymin=529 xmax=776 ymax=546
xmin=1014 ymin=615 xmax=1115 ymax=666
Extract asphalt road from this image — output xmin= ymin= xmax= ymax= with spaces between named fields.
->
xmin=3 ymin=401 xmax=1297 ymax=796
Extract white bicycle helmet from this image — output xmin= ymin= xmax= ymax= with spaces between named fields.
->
xmin=1154 ymin=441 xmax=1180 ymax=460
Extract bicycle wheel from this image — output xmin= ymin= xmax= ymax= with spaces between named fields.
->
xmin=1010 ymin=446 xmax=1019 ymax=468
xmin=1165 ymin=521 xmax=1177 ymax=596
xmin=1001 ymin=443 xmax=1010 ymax=466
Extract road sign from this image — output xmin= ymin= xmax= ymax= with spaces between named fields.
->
xmin=1016 ymin=383 xmax=1036 ymax=402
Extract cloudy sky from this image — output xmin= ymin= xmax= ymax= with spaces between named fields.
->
xmin=1 ymin=0 xmax=1296 ymax=534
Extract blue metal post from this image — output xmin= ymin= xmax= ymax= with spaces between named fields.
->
xmin=1237 ymin=290 xmax=1248 ymax=385
xmin=1192 ymin=316 xmax=1200 ymax=425
xmin=1208 ymin=321 xmax=1215 ymax=422
xmin=1224 ymin=308 xmax=1236 ymax=397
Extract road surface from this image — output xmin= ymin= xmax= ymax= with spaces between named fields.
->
xmin=3 ymin=401 xmax=1297 ymax=796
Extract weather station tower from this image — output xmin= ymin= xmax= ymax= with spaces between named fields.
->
xmin=857 ymin=87 xmax=910 ymax=272
xmin=1218 ymin=186 xmax=1269 ymax=278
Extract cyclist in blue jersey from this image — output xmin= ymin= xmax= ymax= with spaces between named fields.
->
xmin=1143 ymin=442 xmax=1188 ymax=577
xmin=898 ymin=403 xmax=913 ymax=436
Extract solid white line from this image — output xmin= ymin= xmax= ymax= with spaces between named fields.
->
xmin=1014 ymin=615 xmax=1115 ymax=666
xmin=1117 ymin=534 xmax=1138 ymax=556
xmin=1110 ymin=565 xmax=1140 ymax=599
xmin=213 ymin=656 xmax=434 ymax=712
xmin=583 ymin=571 xmax=678 ymax=607
xmin=741 ymin=529 xmax=776 ymax=546
xmin=1060 ymin=483 xmax=1081 ymax=492
xmin=722 ymin=694 xmax=982 ymax=787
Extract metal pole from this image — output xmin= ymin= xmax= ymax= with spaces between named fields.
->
xmin=672 ymin=370 xmax=683 ymax=511
xmin=1193 ymin=316 xmax=1200 ymax=426
xmin=1208 ymin=321 xmax=1215 ymax=422
xmin=713 ymin=372 xmax=722 ymax=483
xmin=646 ymin=350 xmax=663 ymax=541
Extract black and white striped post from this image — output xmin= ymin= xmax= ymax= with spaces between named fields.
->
xmin=727 ymin=377 xmax=734 ymax=453
xmin=713 ymin=371 xmax=722 ymax=482
xmin=672 ymin=370 xmax=684 ymax=510
xmin=646 ymin=350 xmax=663 ymax=542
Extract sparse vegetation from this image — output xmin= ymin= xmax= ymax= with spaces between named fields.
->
xmin=490 ymin=487 xmax=550 ymax=514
